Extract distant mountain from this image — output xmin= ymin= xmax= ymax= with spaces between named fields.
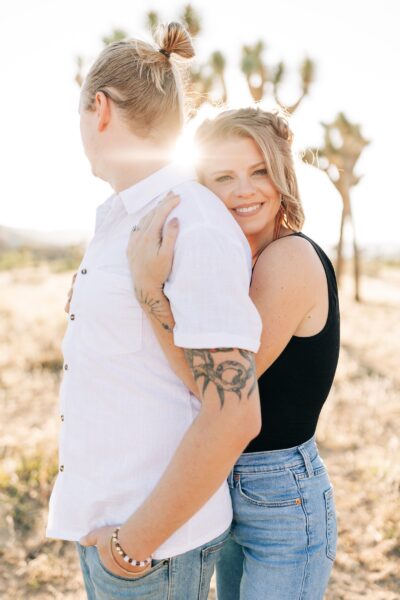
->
xmin=0 ymin=225 xmax=90 ymax=249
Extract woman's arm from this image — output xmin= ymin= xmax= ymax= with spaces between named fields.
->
xmin=128 ymin=194 xmax=324 ymax=392
xmin=135 ymin=284 xmax=199 ymax=396
xmin=135 ymin=234 xmax=322 ymax=385
xmin=138 ymin=234 xmax=325 ymax=386
xmin=64 ymin=271 xmax=77 ymax=314
xmin=249 ymin=234 xmax=326 ymax=377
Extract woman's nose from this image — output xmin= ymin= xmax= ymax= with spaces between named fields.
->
xmin=234 ymin=179 xmax=256 ymax=198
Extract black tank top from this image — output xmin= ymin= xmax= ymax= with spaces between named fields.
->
xmin=244 ymin=232 xmax=340 ymax=452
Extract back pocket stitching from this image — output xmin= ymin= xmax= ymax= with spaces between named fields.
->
xmin=199 ymin=538 xmax=227 ymax=599
xmin=324 ymin=486 xmax=337 ymax=561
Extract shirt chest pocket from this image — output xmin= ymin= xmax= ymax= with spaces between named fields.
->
xmin=82 ymin=269 xmax=142 ymax=356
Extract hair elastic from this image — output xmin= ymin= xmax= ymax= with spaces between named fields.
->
xmin=159 ymin=48 xmax=171 ymax=59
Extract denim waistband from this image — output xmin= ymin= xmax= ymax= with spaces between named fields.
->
xmin=233 ymin=434 xmax=319 ymax=473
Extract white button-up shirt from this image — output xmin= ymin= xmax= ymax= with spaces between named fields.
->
xmin=45 ymin=163 xmax=262 ymax=558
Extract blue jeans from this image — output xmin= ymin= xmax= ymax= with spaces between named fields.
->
xmin=216 ymin=435 xmax=337 ymax=600
xmin=76 ymin=526 xmax=230 ymax=599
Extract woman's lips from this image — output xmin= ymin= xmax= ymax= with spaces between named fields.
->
xmin=233 ymin=203 xmax=263 ymax=216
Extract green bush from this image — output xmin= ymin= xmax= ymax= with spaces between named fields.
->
xmin=0 ymin=245 xmax=84 ymax=272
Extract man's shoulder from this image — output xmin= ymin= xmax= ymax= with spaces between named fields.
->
xmin=172 ymin=180 xmax=222 ymax=213
xmin=169 ymin=181 xmax=246 ymax=243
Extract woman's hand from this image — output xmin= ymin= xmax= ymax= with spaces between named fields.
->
xmin=79 ymin=525 xmax=151 ymax=578
xmin=64 ymin=272 xmax=77 ymax=314
xmin=127 ymin=192 xmax=181 ymax=296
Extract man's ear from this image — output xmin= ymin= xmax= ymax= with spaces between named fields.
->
xmin=94 ymin=91 xmax=111 ymax=132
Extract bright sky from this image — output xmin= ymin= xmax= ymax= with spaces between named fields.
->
xmin=0 ymin=0 xmax=399 ymax=250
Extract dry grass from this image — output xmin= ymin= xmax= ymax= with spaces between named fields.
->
xmin=0 ymin=264 xmax=399 ymax=599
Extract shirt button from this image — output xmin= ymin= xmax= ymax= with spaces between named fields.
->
xmin=64 ymin=364 xmax=68 ymax=370
xmin=59 ymin=465 xmax=64 ymax=472
xmin=70 ymin=314 xmax=75 ymax=320
xmin=81 ymin=268 xmax=87 ymax=274
xmin=60 ymin=414 xmax=64 ymax=422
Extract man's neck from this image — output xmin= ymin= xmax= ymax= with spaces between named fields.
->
xmin=109 ymin=158 xmax=170 ymax=193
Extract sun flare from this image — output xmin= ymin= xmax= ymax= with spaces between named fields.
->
xmin=171 ymin=129 xmax=199 ymax=166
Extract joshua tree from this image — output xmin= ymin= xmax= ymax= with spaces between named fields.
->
xmin=74 ymin=55 xmax=84 ymax=88
xmin=187 ymin=65 xmax=214 ymax=114
xmin=179 ymin=3 xmax=201 ymax=37
xmin=146 ymin=11 xmax=159 ymax=31
xmin=146 ymin=4 xmax=201 ymax=37
xmin=273 ymin=57 xmax=315 ymax=114
xmin=303 ymin=112 xmax=369 ymax=301
xmin=240 ymin=41 xmax=268 ymax=102
xmin=102 ymin=29 xmax=128 ymax=46
xmin=209 ymin=51 xmax=228 ymax=104
xmin=240 ymin=42 xmax=315 ymax=113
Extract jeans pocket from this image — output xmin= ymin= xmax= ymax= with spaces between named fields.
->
xmin=324 ymin=486 xmax=337 ymax=561
xmin=93 ymin=545 xmax=169 ymax=584
xmin=237 ymin=471 xmax=302 ymax=508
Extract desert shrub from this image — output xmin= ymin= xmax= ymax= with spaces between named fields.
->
xmin=0 ymin=245 xmax=84 ymax=272
xmin=1 ymin=451 xmax=59 ymax=535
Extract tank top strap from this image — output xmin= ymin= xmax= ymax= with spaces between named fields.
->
xmin=251 ymin=232 xmax=300 ymax=275
xmin=252 ymin=232 xmax=300 ymax=273
xmin=292 ymin=232 xmax=338 ymax=296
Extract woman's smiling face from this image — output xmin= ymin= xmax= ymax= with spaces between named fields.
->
xmin=200 ymin=135 xmax=282 ymax=238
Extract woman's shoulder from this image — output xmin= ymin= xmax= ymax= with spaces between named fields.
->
xmin=252 ymin=232 xmax=325 ymax=291
xmin=257 ymin=232 xmax=318 ymax=266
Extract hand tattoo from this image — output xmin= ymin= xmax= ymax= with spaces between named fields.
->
xmin=184 ymin=348 xmax=257 ymax=409
xmin=135 ymin=287 xmax=173 ymax=333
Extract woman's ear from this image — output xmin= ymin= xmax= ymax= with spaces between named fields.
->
xmin=94 ymin=91 xmax=111 ymax=132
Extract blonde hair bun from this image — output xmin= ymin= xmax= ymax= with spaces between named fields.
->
xmin=155 ymin=22 xmax=195 ymax=61
xmin=82 ymin=22 xmax=195 ymax=140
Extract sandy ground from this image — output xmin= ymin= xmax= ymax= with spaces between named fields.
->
xmin=0 ymin=264 xmax=399 ymax=599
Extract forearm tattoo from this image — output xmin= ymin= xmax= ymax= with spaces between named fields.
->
xmin=184 ymin=348 xmax=257 ymax=409
xmin=135 ymin=287 xmax=173 ymax=333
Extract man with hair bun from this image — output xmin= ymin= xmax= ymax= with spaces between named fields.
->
xmin=46 ymin=22 xmax=262 ymax=599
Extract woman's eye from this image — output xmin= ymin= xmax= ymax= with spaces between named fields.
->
xmin=253 ymin=168 xmax=268 ymax=176
xmin=215 ymin=175 xmax=232 ymax=183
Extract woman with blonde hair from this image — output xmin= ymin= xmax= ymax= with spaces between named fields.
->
xmin=50 ymin=22 xmax=267 ymax=600
xmin=127 ymin=106 xmax=340 ymax=599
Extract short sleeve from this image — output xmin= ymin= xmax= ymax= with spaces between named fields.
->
xmin=163 ymin=226 xmax=262 ymax=352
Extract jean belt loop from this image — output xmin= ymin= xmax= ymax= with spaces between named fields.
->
xmin=298 ymin=443 xmax=314 ymax=478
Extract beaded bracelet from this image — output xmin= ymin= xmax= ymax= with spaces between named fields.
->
xmin=111 ymin=527 xmax=152 ymax=568
xmin=109 ymin=536 xmax=144 ymax=575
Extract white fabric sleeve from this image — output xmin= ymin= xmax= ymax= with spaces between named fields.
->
xmin=163 ymin=226 xmax=262 ymax=352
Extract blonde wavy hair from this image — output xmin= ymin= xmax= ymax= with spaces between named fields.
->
xmin=195 ymin=107 xmax=305 ymax=232
xmin=81 ymin=22 xmax=195 ymax=140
